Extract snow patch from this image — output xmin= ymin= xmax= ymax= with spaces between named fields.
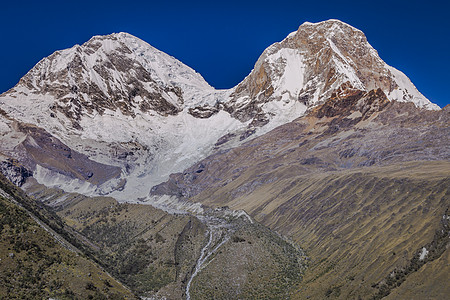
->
xmin=33 ymin=165 xmax=97 ymax=195
xmin=419 ymin=247 xmax=429 ymax=260
xmin=138 ymin=194 xmax=204 ymax=215
xmin=266 ymin=48 xmax=306 ymax=100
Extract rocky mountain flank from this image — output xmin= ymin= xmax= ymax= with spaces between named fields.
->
xmin=152 ymin=88 xmax=450 ymax=299
xmin=0 ymin=20 xmax=440 ymax=202
xmin=153 ymin=88 xmax=448 ymax=199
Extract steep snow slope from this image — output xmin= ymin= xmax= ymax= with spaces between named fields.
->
xmin=1 ymin=32 xmax=221 ymax=127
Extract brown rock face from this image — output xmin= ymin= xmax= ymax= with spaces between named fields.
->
xmin=312 ymin=87 xmax=389 ymax=119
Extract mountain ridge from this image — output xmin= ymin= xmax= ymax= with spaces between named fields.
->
xmin=0 ymin=19 xmax=442 ymax=204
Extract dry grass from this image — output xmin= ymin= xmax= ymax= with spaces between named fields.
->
xmin=190 ymin=162 xmax=449 ymax=299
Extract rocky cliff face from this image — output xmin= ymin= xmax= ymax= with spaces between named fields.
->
xmin=0 ymin=159 xmax=32 ymax=187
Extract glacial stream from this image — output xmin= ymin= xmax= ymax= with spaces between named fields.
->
xmin=185 ymin=213 xmax=236 ymax=300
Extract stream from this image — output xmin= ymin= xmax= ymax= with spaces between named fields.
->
xmin=185 ymin=212 xmax=238 ymax=300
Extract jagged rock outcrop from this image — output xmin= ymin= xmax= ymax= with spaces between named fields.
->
xmin=0 ymin=159 xmax=32 ymax=186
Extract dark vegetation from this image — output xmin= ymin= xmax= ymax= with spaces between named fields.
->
xmin=78 ymin=211 xmax=174 ymax=295
xmin=371 ymin=208 xmax=450 ymax=299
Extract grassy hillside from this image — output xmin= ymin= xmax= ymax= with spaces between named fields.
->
xmin=25 ymin=181 xmax=306 ymax=299
xmin=385 ymin=247 xmax=449 ymax=300
xmin=189 ymin=221 xmax=306 ymax=299
xmin=25 ymin=182 xmax=205 ymax=299
xmin=0 ymin=177 xmax=135 ymax=299
xmin=190 ymin=162 xmax=450 ymax=299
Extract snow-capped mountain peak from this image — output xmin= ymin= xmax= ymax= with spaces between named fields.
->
xmin=228 ymin=19 xmax=439 ymax=123
xmin=4 ymin=31 xmax=215 ymax=130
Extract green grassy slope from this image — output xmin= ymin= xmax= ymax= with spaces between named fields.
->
xmin=0 ymin=175 xmax=135 ymax=299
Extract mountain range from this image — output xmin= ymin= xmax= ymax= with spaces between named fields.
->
xmin=0 ymin=19 xmax=448 ymax=299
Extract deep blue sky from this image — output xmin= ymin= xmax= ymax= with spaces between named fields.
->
xmin=1 ymin=0 xmax=449 ymax=108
